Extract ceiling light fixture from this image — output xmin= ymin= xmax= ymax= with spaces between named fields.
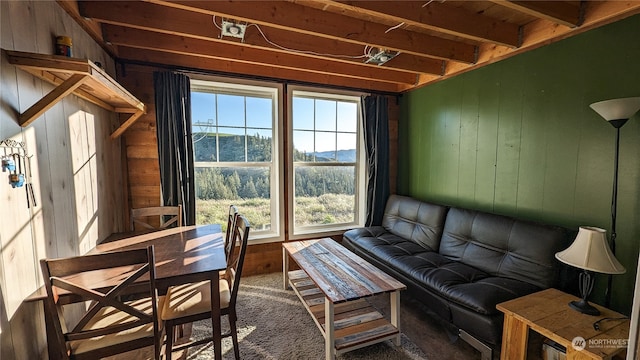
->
xmin=365 ymin=48 xmax=398 ymax=66
xmin=221 ymin=20 xmax=247 ymax=41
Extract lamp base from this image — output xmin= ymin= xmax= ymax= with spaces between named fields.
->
xmin=569 ymin=299 xmax=600 ymax=316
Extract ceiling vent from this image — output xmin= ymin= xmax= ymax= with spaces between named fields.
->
xmin=221 ymin=20 xmax=247 ymax=40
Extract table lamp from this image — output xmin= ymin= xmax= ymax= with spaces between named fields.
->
xmin=555 ymin=226 xmax=626 ymax=315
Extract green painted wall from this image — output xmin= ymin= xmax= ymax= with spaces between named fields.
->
xmin=399 ymin=14 xmax=640 ymax=314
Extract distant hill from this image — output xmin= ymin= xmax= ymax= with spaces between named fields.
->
xmin=194 ymin=132 xmax=356 ymax=163
xmin=312 ymin=149 xmax=356 ymax=162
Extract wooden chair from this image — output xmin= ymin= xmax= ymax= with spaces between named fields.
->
xmin=161 ymin=215 xmax=251 ymax=360
xmin=224 ymin=205 xmax=239 ymax=263
xmin=39 ymin=246 xmax=162 ymax=360
xmin=130 ymin=205 xmax=183 ymax=231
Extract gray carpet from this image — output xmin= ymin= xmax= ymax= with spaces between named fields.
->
xmin=188 ymin=272 xmax=428 ymax=359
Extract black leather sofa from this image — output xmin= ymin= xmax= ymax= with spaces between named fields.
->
xmin=342 ymin=195 xmax=572 ymax=358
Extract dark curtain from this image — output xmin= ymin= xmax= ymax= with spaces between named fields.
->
xmin=361 ymin=95 xmax=390 ymax=226
xmin=153 ymin=72 xmax=196 ymax=225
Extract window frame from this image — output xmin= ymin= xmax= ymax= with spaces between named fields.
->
xmin=286 ymin=86 xmax=367 ymax=239
xmin=190 ymin=77 xmax=284 ymax=243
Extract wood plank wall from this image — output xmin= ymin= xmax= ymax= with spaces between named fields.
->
xmin=0 ymin=2 xmax=124 ymax=359
xmin=117 ymin=63 xmax=399 ymax=276
xmin=399 ymin=14 xmax=640 ymax=314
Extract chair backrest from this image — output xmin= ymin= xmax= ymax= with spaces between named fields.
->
xmin=224 ymin=205 xmax=239 ymax=263
xmin=131 ymin=205 xmax=183 ymax=231
xmin=40 ymin=246 xmax=161 ymax=360
xmin=224 ymin=214 xmax=250 ymax=306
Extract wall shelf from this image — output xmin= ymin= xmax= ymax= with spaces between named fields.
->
xmin=4 ymin=50 xmax=145 ymax=139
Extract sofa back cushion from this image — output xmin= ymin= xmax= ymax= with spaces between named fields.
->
xmin=382 ymin=195 xmax=448 ymax=251
xmin=439 ymin=208 xmax=569 ymax=288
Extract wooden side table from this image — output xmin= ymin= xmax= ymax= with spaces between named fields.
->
xmin=497 ymin=288 xmax=629 ymax=360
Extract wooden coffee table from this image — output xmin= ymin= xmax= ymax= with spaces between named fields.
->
xmin=283 ymin=238 xmax=406 ymax=359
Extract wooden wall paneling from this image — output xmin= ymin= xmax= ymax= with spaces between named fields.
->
xmin=456 ymin=72 xmax=481 ymax=208
xmin=404 ymin=88 xmax=427 ymax=197
xmin=242 ymin=242 xmax=283 ymax=276
xmin=3 ymin=3 xmax=54 ymax=359
xmin=514 ymin=62 xmax=548 ymax=220
xmin=387 ymin=95 xmax=399 ymax=194
xmin=1 ymin=1 xmax=122 ymax=358
xmin=5 ymin=0 xmax=41 ymax=316
xmin=472 ymin=68 xmax=500 ymax=212
xmin=493 ymin=59 xmax=525 ymax=215
xmin=117 ymin=64 xmax=162 ymax=211
xmin=401 ymin=15 xmax=640 ymax=313
xmin=0 ymin=1 xmax=43 ymax=359
xmin=69 ymin=106 xmax=95 ymax=254
xmin=440 ymin=82 xmax=463 ymax=202
xmin=540 ymin=74 xmax=581 ymax=224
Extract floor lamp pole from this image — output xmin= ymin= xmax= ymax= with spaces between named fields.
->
xmin=606 ymin=121 xmax=626 ymax=308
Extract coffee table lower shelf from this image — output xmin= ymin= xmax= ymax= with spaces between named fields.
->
xmin=287 ymin=269 xmax=400 ymax=355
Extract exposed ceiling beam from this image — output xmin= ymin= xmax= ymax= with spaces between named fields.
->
xmin=303 ymin=0 xmax=521 ymax=48
xmin=427 ymin=1 xmax=640 ymax=88
xmin=117 ymin=47 xmax=405 ymax=93
xmin=489 ymin=0 xmax=583 ymax=28
xmin=102 ymin=24 xmax=418 ymax=85
xmin=79 ymin=1 xmax=444 ymax=75
xmin=144 ymin=0 xmax=477 ymax=63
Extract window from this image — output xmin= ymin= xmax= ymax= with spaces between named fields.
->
xmin=190 ymin=79 xmax=281 ymax=240
xmin=190 ymin=80 xmax=364 ymax=241
xmin=288 ymin=88 xmax=365 ymax=236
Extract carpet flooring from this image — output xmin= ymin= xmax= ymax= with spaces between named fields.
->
xmin=188 ymin=272 xmax=429 ymax=359
xmin=109 ymin=272 xmax=546 ymax=359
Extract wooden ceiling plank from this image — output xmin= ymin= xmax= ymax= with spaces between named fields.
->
xmin=489 ymin=0 xmax=583 ymax=28
xmin=117 ymin=47 xmax=403 ymax=93
xmin=102 ymin=24 xmax=418 ymax=85
xmin=418 ymin=1 xmax=640 ymax=89
xmin=306 ymin=0 xmax=521 ymax=48
xmin=80 ymin=1 xmax=442 ymax=75
xmin=145 ymin=0 xmax=477 ymax=63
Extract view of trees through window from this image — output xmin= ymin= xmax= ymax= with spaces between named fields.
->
xmin=191 ymin=81 xmax=362 ymax=238
xmin=291 ymin=92 xmax=360 ymax=230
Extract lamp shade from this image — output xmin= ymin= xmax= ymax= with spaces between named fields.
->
xmin=589 ymin=97 xmax=640 ymax=121
xmin=555 ymin=226 xmax=626 ymax=274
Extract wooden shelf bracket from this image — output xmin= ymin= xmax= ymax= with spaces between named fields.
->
xmin=3 ymin=49 xmax=146 ymax=139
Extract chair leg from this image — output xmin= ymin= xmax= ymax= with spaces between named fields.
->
xmin=230 ymin=313 xmax=240 ymax=360
xmin=165 ymin=322 xmax=174 ymax=360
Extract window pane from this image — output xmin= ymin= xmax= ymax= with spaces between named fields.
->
xmin=337 ymin=102 xmax=357 ymax=132
xmin=336 ymin=133 xmax=357 ymax=153
xmin=195 ymin=167 xmax=271 ymax=232
xmin=315 ymin=132 xmax=336 ymax=162
xmin=218 ymin=94 xmax=245 ymax=127
xmin=294 ymin=165 xmax=355 ymax=227
xmin=218 ymin=127 xmax=245 ymax=162
xmin=293 ymin=130 xmax=314 ymax=161
xmin=246 ymin=97 xmax=272 ymax=128
xmin=315 ymin=99 xmax=336 ymax=131
xmin=247 ymin=129 xmax=272 ymax=162
xmin=193 ymin=133 xmax=217 ymax=162
xmin=192 ymin=92 xmax=216 ymax=127
xmin=293 ymin=97 xmax=314 ymax=130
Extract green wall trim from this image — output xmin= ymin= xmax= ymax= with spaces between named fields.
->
xmin=399 ymin=14 xmax=640 ymax=313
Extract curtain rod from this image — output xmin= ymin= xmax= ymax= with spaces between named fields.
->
xmin=116 ymin=58 xmax=402 ymax=99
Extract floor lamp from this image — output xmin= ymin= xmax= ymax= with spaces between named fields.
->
xmin=589 ymin=97 xmax=640 ymax=307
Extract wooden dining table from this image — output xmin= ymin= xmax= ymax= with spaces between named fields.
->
xmin=27 ymin=224 xmax=227 ymax=360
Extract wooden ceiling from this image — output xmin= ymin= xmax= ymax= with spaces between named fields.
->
xmin=62 ymin=0 xmax=640 ymax=94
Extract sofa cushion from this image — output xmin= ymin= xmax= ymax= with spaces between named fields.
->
xmin=439 ymin=208 xmax=569 ymax=289
xmin=382 ymin=195 xmax=448 ymax=251
xmin=343 ymin=229 xmax=540 ymax=315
